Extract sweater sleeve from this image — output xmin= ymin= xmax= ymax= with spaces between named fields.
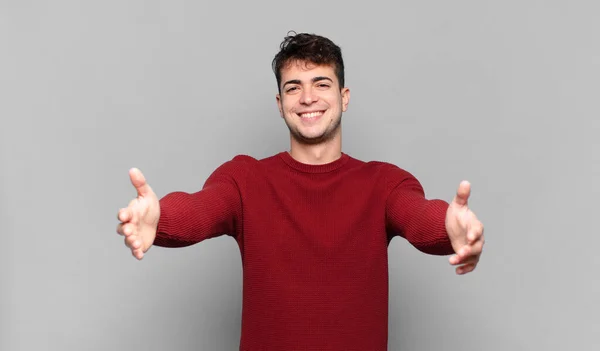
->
xmin=153 ymin=158 xmax=246 ymax=248
xmin=385 ymin=165 xmax=454 ymax=255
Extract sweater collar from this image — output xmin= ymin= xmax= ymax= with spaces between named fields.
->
xmin=278 ymin=151 xmax=350 ymax=173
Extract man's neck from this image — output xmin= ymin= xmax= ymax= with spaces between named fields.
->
xmin=288 ymin=136 xmax=342 ymax=165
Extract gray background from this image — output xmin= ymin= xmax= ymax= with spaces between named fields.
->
xmin=2 ymin=0 xmax=599 ymax=350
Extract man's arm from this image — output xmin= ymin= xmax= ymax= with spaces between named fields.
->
xmin=385 ymin=172 xmax=455 ymax=256
xmin=384 ymin=165 xmax=486 ymax=274
xmin=116 ymin=158 xmax=246 ymax=259
xmin=153 ymin=163 xmax=243 ymax=247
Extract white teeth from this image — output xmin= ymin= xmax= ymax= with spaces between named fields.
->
xmin=299 ymin=111 xmax=323 ymax=118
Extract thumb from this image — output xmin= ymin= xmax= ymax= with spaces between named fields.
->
xmin=129 ymin=168 xmax=153 ymax=198
xmin=452 ymin=180 xmax=471 ymax=207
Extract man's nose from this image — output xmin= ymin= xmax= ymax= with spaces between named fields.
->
xmin=300 ymin=88 xmax=318 ymax=104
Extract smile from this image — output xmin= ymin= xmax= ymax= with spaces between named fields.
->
xmin=298 ymin=110 xmax=325 ymax=119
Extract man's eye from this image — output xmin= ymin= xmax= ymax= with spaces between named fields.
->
xmin=318 ymin=84 xmax=330 ymax=88
xmin=286 ymin=87 xmax=298 ymax=92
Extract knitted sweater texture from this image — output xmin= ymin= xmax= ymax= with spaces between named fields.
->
xmin=154 ymin=151 xmax=454 ymax=350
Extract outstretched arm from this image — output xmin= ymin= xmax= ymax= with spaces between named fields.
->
xmin=386 ymin=175 xmax=455 ymax=256
xmin=386 ymin=173 xmax=485 ymax=275
xmin=153 ymin=172 xmax=242 ymax=248
xmin=116 ymin=159 xmax=245 ymax=259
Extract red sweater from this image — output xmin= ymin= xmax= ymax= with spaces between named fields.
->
xmin=154 ymin=151 xmax=454 ymax=351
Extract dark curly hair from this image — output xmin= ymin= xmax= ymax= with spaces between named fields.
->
xmin=272 ymin=31 xmax=345 ymax=93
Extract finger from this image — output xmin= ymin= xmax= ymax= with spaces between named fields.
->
xmin=129 ymin=168 xmax=152 ymax=198
xmin=469 ymin=237 xmax=485 ymax=257
xmin=456 ymin=263 xmax=477 ymax=275
xmin=458 ymin=245 xmax=472 ymax=259
xmin=467 ymin=220 xmax=484 ymax=244
xmin=120 ymin=223 xmax=136 ymax=237
xmin=452 ymin=180 xmax=471 ymax=207
xmin=450 ymin=253 xmax=479 ymax=266
xmin=117 ymin=223 xmax=134 ymax=237
xmin=117 ymin=208 xmax=130 ymax=222
xmin=449 ymin=253 xmax=459 ymax=265
xmin=133 ymin=248 xmax=144 ymax=260
xmin=126 ymin=199 xmax=140 ymax=225
xmin=116 ymin=223 xmax=126 ymax=236
xmin=124 ymin=235 xmax=141 ymax=249
xmin=449 ymin=245 xmax=477 ymax=265
xmin=450 ymin=236 xmax=485 ymax=266
xmin=119 ymin=203 xmax=139 ymax=224
xmin=449 ymin=252 xmax=471 ymax=265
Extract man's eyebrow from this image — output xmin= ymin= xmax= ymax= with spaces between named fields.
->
xmin=282 ymin=79 xmax=301 ymax=87
xmin=282 ymin=76 xmax=334 ymax=88
xmin=312 ymin=76 xmax=333 ymax=83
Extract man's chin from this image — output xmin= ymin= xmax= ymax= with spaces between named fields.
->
xmin=291 ymin=131 xmax=328 ymax=145
xmin=285 ymin=119 xmax=341 ymax=145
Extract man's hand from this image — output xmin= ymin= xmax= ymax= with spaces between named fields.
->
xmin=116 ymin=168 xmax=160 ymax=260
xmin=445 ymin=180 xmax=485 ymax=275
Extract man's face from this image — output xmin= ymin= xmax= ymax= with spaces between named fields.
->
xmin=276 ymin=60 xmax=350 ymax=145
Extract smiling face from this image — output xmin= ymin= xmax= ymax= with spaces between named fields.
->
xmin=276 ymin=60 xmax=350 ymax=145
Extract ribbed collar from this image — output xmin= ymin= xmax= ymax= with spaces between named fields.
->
xmin=278 ymin=151 xmax=350 ymax=174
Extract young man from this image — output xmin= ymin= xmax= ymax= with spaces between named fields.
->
xmin=116 ymin=32 xmax=485 ymax=350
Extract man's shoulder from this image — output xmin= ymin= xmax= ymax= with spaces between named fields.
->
xmin=351 ymin=156 xmax=412 ymax=176
xmin=228 ymin=152 xmax=283 ymax=166
xmin=349 ymin=157 xmax=419 ymax=190
xmin=211 ymin=152 xmax=283 ymax=174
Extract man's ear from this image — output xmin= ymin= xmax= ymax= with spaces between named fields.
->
xmin=276 ymin=93 xmax=283 ymax=117
xmin=341 ymin=87 xmax=350 ymax=112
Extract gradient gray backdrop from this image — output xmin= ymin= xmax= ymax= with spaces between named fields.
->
xmin=2 ymin=1 xmax=599 ymax=350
